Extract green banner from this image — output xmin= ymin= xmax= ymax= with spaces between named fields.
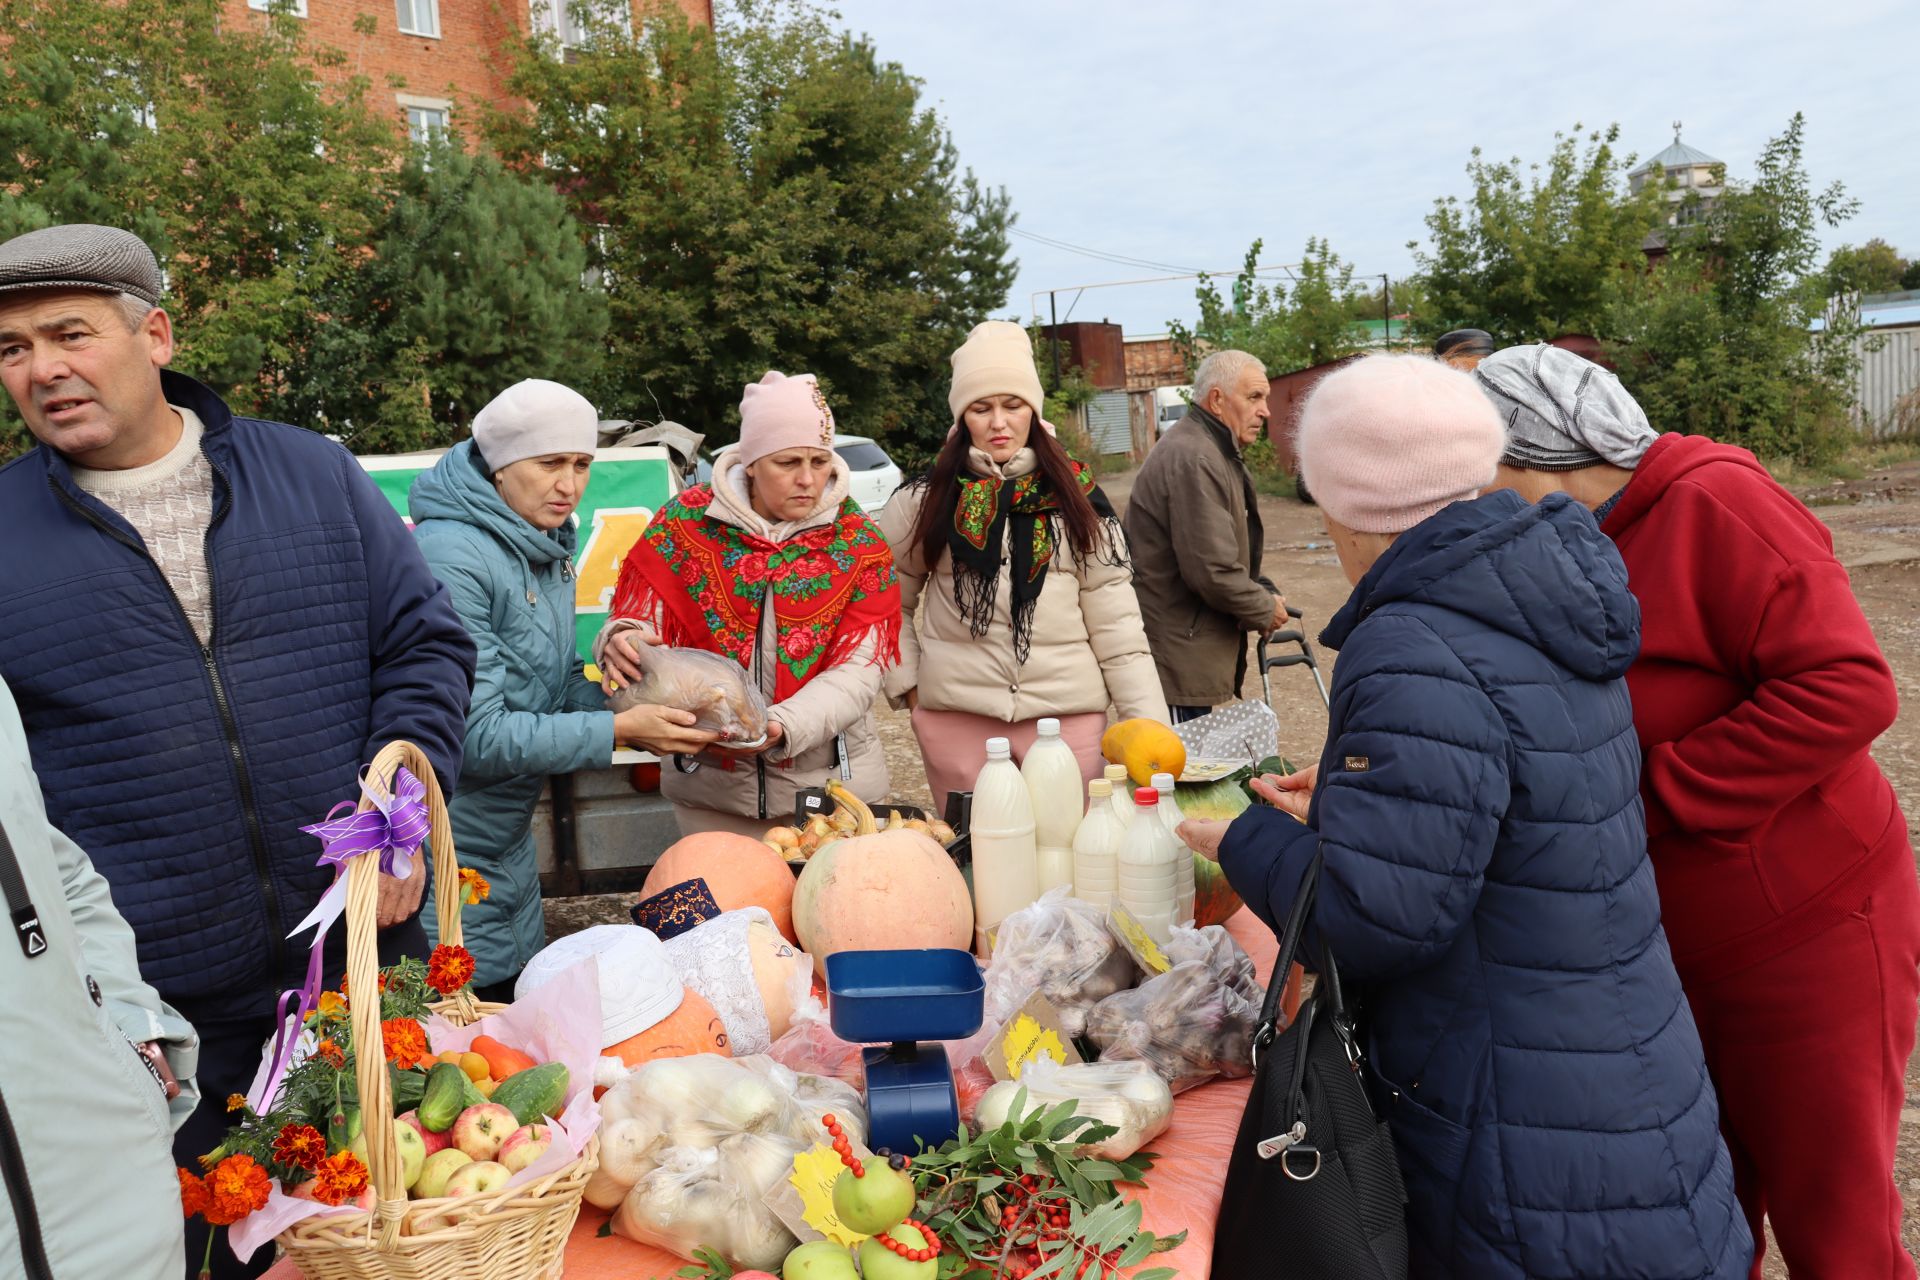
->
xmin=360 ymin=447 xmax=677 ymax=663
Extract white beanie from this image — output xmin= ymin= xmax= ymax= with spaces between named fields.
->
xmin=514 ymin=924 xmax=684 ymax=1048
xmin=472 ymin=378 xmax=600 ymax=472
xmin=948 ymin=321 xmax=1047 ymax=428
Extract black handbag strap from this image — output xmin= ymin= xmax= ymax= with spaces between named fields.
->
xmin=1258 ymin=847 xmax=1326 ymax=1028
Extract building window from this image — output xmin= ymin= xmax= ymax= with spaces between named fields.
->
xmin=405 ymin=104 xmax=449 ymax=145
xmin=248 ymin=0 xmax=308 ymax=15
xmin=396 ymin=0 xmax=441 ymax=37
xmin=534 ymin=0 xmax=631 ymax=49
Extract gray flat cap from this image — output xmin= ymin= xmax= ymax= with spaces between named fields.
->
xmin=0 ymin=224 xmax=164 ymax=307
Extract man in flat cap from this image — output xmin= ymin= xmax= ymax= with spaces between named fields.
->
xmin=0 ymin=225 xmax=476 ymax=1278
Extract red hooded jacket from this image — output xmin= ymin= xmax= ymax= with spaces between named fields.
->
xmin=1602 ymin=433 xmax=1911 ymax=984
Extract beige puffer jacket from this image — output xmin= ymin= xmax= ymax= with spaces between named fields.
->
xmin=878 ymin=449 xmax=1168 ymax=724
xmin=596 ymin=449 xmax=891 ymax=824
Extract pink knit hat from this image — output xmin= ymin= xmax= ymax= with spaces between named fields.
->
xmin=738 ymin=371 xmax=835 ymax=466
xmin=1295 ymin=355 xmax=1507 ymax=534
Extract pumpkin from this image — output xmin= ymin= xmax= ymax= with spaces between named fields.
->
xmin=1192 ymin=853 xmax=1244 ymax=928
xmin=643 ymin=830 xmax=797 ymax=942
xmin=1100 ymin=718 xmax=1187 ymax=787
xmin=792 ymin=783 xmax=973 ymax=979
xmin=603 ymin=989 xmax=734 ymax=1066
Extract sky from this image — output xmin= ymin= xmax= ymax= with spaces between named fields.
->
xmin=828 ymin=0 xmax=1918 ymax=337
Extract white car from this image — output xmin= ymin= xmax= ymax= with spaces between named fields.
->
xmin=833 ymin=433 xmax=904 ymax=515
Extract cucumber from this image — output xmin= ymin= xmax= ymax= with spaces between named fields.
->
xmin=490 ymin=1062 xmax=569 ymax=1126
xmin=390 ymin=1066 xmax=428 ymax=1116
xmin=418 ymin=1062 xmax=469 ymax=1132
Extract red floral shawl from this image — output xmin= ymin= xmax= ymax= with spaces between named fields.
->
xmin=609 ymin=485 xmax=901 ymax=702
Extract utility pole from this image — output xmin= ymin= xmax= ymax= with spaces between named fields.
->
xmin=1380 ymin=273 xmax=1391 ymax=349
xmin=1048 ymin=290 xmax=1064 ymax=388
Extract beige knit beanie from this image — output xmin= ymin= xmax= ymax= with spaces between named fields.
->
xmin=948 ymin=320 xmax=1047 ymax=427
xmin=1296 ymin=355 xmax=1507 ymax=534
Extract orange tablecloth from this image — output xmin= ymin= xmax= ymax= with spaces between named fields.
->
xmin=266 ymin=911 xmax=1283 ymax=1280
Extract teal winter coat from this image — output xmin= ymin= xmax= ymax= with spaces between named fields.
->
xmin=410 ymin=442 xmax=614 ymax=986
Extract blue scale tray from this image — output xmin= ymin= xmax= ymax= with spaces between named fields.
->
xmin=825 ymin=948 xmax=984 ymax=1045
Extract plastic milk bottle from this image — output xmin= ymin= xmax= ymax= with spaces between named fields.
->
xmin=1104 ymin=764 xmax=1137 ymax=828
xmin=1071 ymin=778 xmax=1124 ymax=909
xmin=1116 ymin=787 xmax=1179 ymax=944
xmin=970 ymin=737 xmax=1040 ymax=950
xmin=1022 ymin=718 xmax=1084 ymax=893
xmin=1151 ymin=772 xmax=1195 ymax=927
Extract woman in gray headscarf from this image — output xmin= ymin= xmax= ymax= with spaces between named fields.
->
xmin=1483 ymin=343 xmax=1920 ymax=1280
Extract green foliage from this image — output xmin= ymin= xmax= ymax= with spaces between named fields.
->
xmin=1167 ymin=237 xmax=1368 ymax=377
xmin=1607 ymin=115 xmax=1861 ymax=463
xmin=485 ymin=0 xmax=1016 ymax=463
xmin=1822 ymin=238 xmax=1910 ymax=297
xmin=1411 ymin=124 xmax=1667 ymax=343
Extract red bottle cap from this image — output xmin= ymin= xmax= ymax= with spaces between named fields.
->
xmin=1134 ymin=787 xmax=1159 ymax=806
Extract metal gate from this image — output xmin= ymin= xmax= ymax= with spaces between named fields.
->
xmin=1086 ymin=389 xmax=1131 ymax=456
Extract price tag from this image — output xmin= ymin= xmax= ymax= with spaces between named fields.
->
xmin=1107 ymin=904 xmax=1172 ymax=975
xmin=985 ymin=993 xmax=1081 ymax=1082
xmin=788 ymin=1144 xmax=869 ymax=1247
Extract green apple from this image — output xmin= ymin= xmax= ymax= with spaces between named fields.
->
xmin=830 ymin=1160 xmax=915 ymax=1236
xmin=781 ymin=1240 xmax=860 ymax=1280
xmin=857 ymin=1225 xmax=937 ymax=1280
xmin=443 ymin=1159 xmax=512 ymax=1198
xmin=413 ymin=1148 xmax=473 ymax=1200
xmin=393 ymin=1120 xmax=427 ymax=1190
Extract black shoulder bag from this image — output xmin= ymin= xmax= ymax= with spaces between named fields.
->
xmin=1211 ymin=850 xmax=1408 ymax=1278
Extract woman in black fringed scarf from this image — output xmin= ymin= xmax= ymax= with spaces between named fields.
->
xmin=876 ymin=321 xmax=1168 ymax=814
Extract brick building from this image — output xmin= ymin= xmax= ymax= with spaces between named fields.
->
xmin=222 ymin=0 xmax=713 ymax=142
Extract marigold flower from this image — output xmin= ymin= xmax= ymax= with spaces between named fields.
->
xmin=426 ymin=944 xmax=476 ymax=995
xmin=178 ymin=1168 xmax=210 ymax=1220
xmin=201 ymin=1154 xmax=272 ymax=1226
xmin=225 ymin=1094 xmax=248 ymax=1113
xmin=459 ymin=866 xmax=491 ymax=904
xmin=307 ymin=1150 xmax=370 ymax=1207
xmin=309 ymin=990 xmax=347 ymax=1024
xmin=382 ymin=1017 xmax=431 ymax=1069
xmin=273 ymin=1123 xmax=327 ymax=1172
xmin=315 ymin=1038 xmax=345 ymax=1068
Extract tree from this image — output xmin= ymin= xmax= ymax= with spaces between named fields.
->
xmin=1607 ymin=115 xmax=1861 ymax=463
xmin=1411 ymin=124 xmax=1667 ymax=344
xmin=288 ymin=138 xmax=611 ymax=453
xmin=485 ymin=0 xmax=1016 ymax=460
xmin=1822 ymin=238 xmax=1910 ymax=297
xmin=1167 ymin=237 xmax=1368 ymax=376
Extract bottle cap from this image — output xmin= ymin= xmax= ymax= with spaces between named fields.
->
xmin=1150 ymin=772 xmax=1175 ymax=791
xmin=1088 ymin=778 xmax=1112 ymax=798
xmin=1134 ymin=787 xmax=1159 ymax=807
xmin=985 ymin=736 xmax=1011 ymax=759
xmin=1104 ymin=764 xmax=1129 ymax=782
xmin=1037 ymin=717 xmax=1060 ymax=736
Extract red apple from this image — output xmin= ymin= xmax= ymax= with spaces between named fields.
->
xmin=398 ymin=1110 xmax=451 ymax=1157
xmin=450 ymin=1103 xmax=518 ymax=1162
xmin=443 ymin=1159 xmax=512 ymax=1198
xmin=498 ymin=1123 xmax=553 ymax=1173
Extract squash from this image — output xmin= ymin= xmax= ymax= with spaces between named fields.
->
xmin=791 ymin=783 xmax=974 ymax=979
xmin=643 ymin=831 xmax=797 ymax=942
xmin=1175 ymin=774 xmax=1253 ymax=928
xmin=603 ymin=989 xmax=734 ymax=1066
xmin=1192 ymin=853 xmax=1244 ymax=928
xmin=1100 ymin=718 xmax=1187 ymax=787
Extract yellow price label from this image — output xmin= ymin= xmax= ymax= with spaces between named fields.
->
xmin=1000 ymin=1013 xmax=1068 ymax=1080
xmin=789 ymin=1144 xmax=867 ymax=1247
xmin=1108 ymin=905 xmax=1172 ymax=974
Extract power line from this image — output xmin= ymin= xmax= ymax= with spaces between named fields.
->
xmin=1009 ymin=227 xmax=1200 ymax=276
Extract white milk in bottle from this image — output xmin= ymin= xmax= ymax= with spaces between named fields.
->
xmin=1104 ymin=764 xmax=1137 ymax=828
xmin=970 ymin=737 xmax=1040 ymax=951
xmin=1071 ymin=778 xmax=1124 ymax=909
xmin=1116 ymin=787 xmax=1179 ymax=944
xmin=1151 ymin=772 xmax=1195 ymax=927
xmin=1022 ymin=718 xmax=1084 ymax=893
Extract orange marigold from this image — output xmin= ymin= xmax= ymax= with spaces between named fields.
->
xmin=458 ymin=866 xmax=491 ymax=904
xmin=273 ymin=1123 xmax=327 ymax=1172
xmin=307 ymin=1150 xmax=370 ymax=1207
xmin=314 ymin=1038 xmax=345 ymax=1068
xmin=426 ymin=944 xmax=476 ymax=995
xmin=382 ymin=1017 xmax=431 ymax=1069
xmin=201 ymin=1154 xmax=272 ymax=1226
xmin=225 ymin=1094 xmax=248 ymax=1113
xmin=178 ymin=1168 xmax=210 ymax=1220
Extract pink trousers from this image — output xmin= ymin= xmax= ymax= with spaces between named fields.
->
xmin=909 ymin=706 xmax=1107 ymax=817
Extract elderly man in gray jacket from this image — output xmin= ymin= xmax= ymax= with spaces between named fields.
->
xmin=1125 ymin=349 xmax=1287 ymax=718
xmin=0 ymin=673 xmax=196 ymax=1280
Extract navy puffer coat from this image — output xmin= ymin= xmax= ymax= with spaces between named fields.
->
xmin=1219 ymin=491 xmax=1751 ymax=1279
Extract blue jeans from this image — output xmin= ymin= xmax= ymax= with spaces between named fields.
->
xmin=1169 ymin=704 xmax=1214 ymax=724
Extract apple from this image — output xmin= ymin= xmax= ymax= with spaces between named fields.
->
xmin=733 ymin=1273 xmax=780 ymax=1280
xmin=831 ymin=1159 xmax=915 ymax=1236
xmin=857 ymin=1224 xmax=938 ymax=1280
xmin=391 ymin=1119 xmax=427 ymax=1189
xmin=413 ymin=1148 xmax=473 ymax=1200
xmin=443 ymin=1159 xmax=512 ymax=1198
xmin=451 ymin=1103 xmax=518 ymax=1161
xmin=498 ymin=1123 xmax=552 ymax=1173
xmin=782 ymin=1240 xmax=860 ymax=1280
xmin=398 ymin=1110 xmax=451 ymax=1158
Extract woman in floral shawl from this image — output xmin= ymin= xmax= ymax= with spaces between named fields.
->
xmin=598 ymin=372 xmax=900 ymax=836
xmin=879 ymin=321 xmax=1167 ymax=812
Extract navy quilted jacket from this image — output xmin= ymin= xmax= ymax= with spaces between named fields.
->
xmin=1219 ymin=491 xmax=1751 ymax=1279
xmin=0 ymin=371 xmax=477 ymax=1026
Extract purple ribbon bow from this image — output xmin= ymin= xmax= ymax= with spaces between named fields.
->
xmin=246 ymin=766 xmax=430 ymax=1113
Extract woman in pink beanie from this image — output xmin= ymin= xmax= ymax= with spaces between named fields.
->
xmin=1181 ymin=355 xmax=1750 ymax=1278
xmin=596 ymin=371 xmax=901 ymax=836
xmin=878 ymin=320 xmax=1166 ymax=813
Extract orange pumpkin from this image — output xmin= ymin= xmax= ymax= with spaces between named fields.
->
xmin=791 ymin=783 xmax=974 ymax=979
xmin=642 ymin=831 xmax=797 ymax=942
xmin=603 ymin=989 xmax=734 ymax=1066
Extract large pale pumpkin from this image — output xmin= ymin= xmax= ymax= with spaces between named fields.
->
xmin=642 ymin=831 xmax=796 ymax=942
xmin=792 ymin=784 xmax=973 ymax=979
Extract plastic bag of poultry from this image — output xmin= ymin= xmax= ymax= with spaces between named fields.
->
xmin=608 ymin=644 xmax=771 ymax=745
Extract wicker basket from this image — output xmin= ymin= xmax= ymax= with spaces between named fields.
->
xmin=277 ymin=741 xmax=599 ymax=1280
